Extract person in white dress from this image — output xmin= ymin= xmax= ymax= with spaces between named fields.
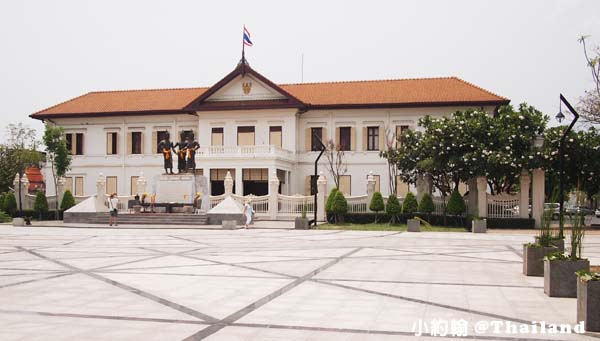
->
xmin=242 ymin=201 xmax=254 ymax=229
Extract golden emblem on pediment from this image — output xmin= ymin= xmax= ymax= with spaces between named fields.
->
xmin=242 ymin=81 xmax=252 ymax=95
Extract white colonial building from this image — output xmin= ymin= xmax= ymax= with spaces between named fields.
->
xmin=31 ymin=62 xmax=509 ymax=201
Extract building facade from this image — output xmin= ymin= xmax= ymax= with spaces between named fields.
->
xmin=31 ymin=62 xmax=508 ymax=199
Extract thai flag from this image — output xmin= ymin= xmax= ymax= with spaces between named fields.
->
xmin=243 ymin=26 xmax=253 ymax=47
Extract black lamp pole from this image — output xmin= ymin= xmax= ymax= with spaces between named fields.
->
xmin=556 ymin=94 xmax=579 ymax=239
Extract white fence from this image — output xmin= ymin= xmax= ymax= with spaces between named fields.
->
xmin=487 ymin=193 xmax=519 ymax=218
xmin=277 ymin=194 xmax=315 ymax=216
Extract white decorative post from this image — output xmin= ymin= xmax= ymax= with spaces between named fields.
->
xmin=224 ymin=171 xmax=234 ymax=197
xmin=317 ymin=172 xmax=327 ymax=221
xmin=532 ymin=168 xmax=545 ymax=228
xmin=366 ymin=171 xmax=375 ymax=211
xmin=268 ymin=171 xmax=279 ymax=219
xmin=136 ymin=172 xmax=147 ymax=195
xmin=96 ymin=173 xmax=108 ymax=211
xmin=56 ymin=177 xmax=66 ymax=210
xmin=476 ymin=176 xmax=487 ymax=218
xmin=519 ymin=170 xmax=531 ymax=219
xmin=13 ymin=174 xmax=30 ymax=210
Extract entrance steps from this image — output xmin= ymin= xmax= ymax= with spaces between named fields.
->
xmin=65 ymin=212 xmax=208 ymax=225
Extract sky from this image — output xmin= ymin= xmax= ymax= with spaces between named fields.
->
xmin=1 ymin=0 xmax=599 ymax=141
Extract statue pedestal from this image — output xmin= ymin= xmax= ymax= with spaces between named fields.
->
xmin=154 ymin=174 xmax=209 ymax=211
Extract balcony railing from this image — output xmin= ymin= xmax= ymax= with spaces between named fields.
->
xmin=196 ymin=145 xmax=295 ymax=160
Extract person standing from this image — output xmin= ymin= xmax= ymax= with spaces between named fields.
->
xmin=243 ymin=201 xmax=254 ymax=229
xmin=108 ymin=193 xmax=119 ymax=226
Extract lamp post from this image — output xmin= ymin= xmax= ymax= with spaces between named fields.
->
xmin=555 ymin=94 xmax=579 ymax=239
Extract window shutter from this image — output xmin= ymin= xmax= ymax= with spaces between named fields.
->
xmin=140 ymin=131 xmax=144 ymax=154
xmin=350 ymin=127 xmax=356 ymax=151
xmin=152 ymin=131 xmax=158 ymax=154
xmin=127 ymin=132 xmax=132 ymax=154
xmin=362 ymin=127 xmax=368 ymax=151
xmin=106 ymin=133 xmax=112 ymax=155
xmin=115 ymin=132 xmax=119 ymax=155
xmin=335 ymin=127 xmax=340 ymax=147
xmin=305 ymin=128 xmax=311 ymax=151
xmin=322 ymin=127 xmax=327 ymax=145
xmin=378 ymin=126 xmax=385 ymax=151
xmin=72 ymin=134 xmax=78 ymax=155
xmin=305 ymin=176 xmax=311 ymax=195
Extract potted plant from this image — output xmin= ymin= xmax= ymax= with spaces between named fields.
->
xmin=471 ymin=209 xmax=487 ymax=234
xmin=523 ymin=210 xmax=556 ymax=276
xmin=534 ymin=207 xmax=564 ymax=252
xmin=294 ymin=203 xmax=309 ymax=229
xmin=576 ymin=269 xmax=600 ymax=332
xmin=544 ymin=211 xmax=590 ymax=297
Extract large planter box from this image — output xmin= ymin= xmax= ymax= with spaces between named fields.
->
xmin=535 ymin=237 xmax=564 ymax=252
xmin=407 ymin=219 xmax=420 ymax=232
xmin=294 ymin=217 xmax=310 ymax=230
xmin=577 ymin=279 xmax=600 ymax=332
xmin=472 ymin=219 xmax=487 ymax=233
xmin=12 ymin=218 xmax=24 ymax=226
xmin=544 ymin=259 xmax=590 ymax=297
xmin=523 ymin=245 xmax=557 ymax=276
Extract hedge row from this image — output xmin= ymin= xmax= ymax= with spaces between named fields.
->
xmin=12 ymin=210 xmax=64 ymax=220
xmin=330 ymin=213 xmax=535 ymax=229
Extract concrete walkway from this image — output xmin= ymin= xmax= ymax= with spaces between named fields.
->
xmin=0 ymin=225 xmax=598 ymax=340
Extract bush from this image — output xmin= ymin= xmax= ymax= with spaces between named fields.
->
xmin=341 ymin=213 xmax=470 ymax=227
xmin=60 ymin=190 xmax=76 ymax=211
xmin=4 ymin=192 xmax=17 ymax=216
xmin=402 ymin=192 xmax=418 ymax=214
xmin=325 ymin=188 xmax=338 ymax=215
xmin=33 ymin=191 xmax=49 ymax=219
xmin=369 ymin=192 xmax=384 ymax=223
xmin=386 ymin=195 xmax=402 ymax=224
xmin=487 ymin=218 xmax=535 ymax=229
xmin=0 ymin=211 xmax=11 ymax=223
xmin=418 ymin=193 xmax=435 ymax=214
xmin=331 ymin=191 xmax=348 ymax=224
xmin=446 ymin=189 xmax=466 ymax=216
xmin=0 ymin=192 xmax=6 ymax=212
xmin=14 ymin=209 xmax=63 ymax=220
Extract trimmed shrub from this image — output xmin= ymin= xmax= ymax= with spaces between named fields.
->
xmin=446 ymin=189 xmax=466 ymax=216
xmin=386 ymin=195 xmax=402 ymax=224
xmin=325 ymin=188 xmax=338 ymax=215
xmin=4 ymin=192 xmax=17 ymax=216
xmin=331 ymin=191 xmax=348 ymax=224
xmin=0 ymin=211 xmax=10 ymax=223
xmin=15 ymin=209 xmax=63 ymax=220
xmin=402 ymin=192 xmax=418 ymax=214
xmin=60 ymin=190 xmax=76 ymax=211
xmin=342 ymin=213 xmax=470 ymax=227
xmin=0 ymin=192 xmax=6 ymax=212
xmin=369 ymin=192 xmax=385 ymax=223
xmin=33 ymin=191 xmax=49 ymax=220
xmin=418 ymin=193 xmax=435 ymax=214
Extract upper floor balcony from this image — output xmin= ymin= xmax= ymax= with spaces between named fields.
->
xmin=196 ymin=144 xmax=295 ymax=162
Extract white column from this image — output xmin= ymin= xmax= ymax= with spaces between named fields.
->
xmin=519 ymin=170 xmax=531 ymax=219
xmin=268 ymin=171 xmax=279 ymax=220
xmin=224 ymin=171 xmax=234 ymax=197
xmin=317 ymin=171 xmax=327 ymax=221
xmin=203 ymin=167 xmax=211 ymax=196
xmin=235 ymin=168 xmax=243 ymax=195
xmin=532 ymin=168 xmax=545 ymax=228
xmin=476 ymin=176 xmax=487 ymax=218
xmin=366 ymin=171 xmax=375 ymax=211
xmin=13 ymin=174 xmax=29 ymax=210
xmin=95 ymin=173 xmax=108 ymax=212
xmin=56 ymin=177 xmax=66 ymax=209
xmin=136 ymin=172 xmax=147 ymax=195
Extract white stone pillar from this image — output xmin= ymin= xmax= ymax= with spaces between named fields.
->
xmin=13 ymin=174 xmax=30 ymax=210
xmin=366 ymin=171 xmax=375 ymax=211
xmin=467 ymin=178 xmax=478 ymax=215
xmin=317 ymin=171 xmax=327 ymax=221
xmin=136 ymin=172 xmax=147 ymax=196
xmin=532 ymin=168 xmax=545 ymax=228
xmin=268 ymin=171 xmax=279 ymax=219
xmin=224 ymin=171 xmax=234 ymax=197
xmin=235 ymin=168 xmax=243 ymax=196
xmin=476 ymin=176 xmax=487 ymax=218
xmin=519 ymin=170 xmax=531 ymax=219
xmin=424 ymin=174 xmax=433 ymax=195
xmin=56 ymin=177 xmax=66 ymax=209
xmin=415 ymin=174 xmax=425 ymax=202
xmin=95 ymin=173 xmax=108 ymax=212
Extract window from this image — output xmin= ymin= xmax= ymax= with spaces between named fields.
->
xmin=242 ymin=168 xmax=268 ymax=181
xmin=156 ymin=131 xmax=169 ymax=153
xmin=339 ymin=175 xmax=351 ymax=196
xmin=106 ymin=132 xmax=118 ymax=155
xmin=131 ymin=132 xmax=142 ymax=154
xmin=65 ymin=177 xmax=73 ymax=194
xmin=396 ymin=176 xmax=409 ymax=198
xmin=74 ymin=177 xmax=84 ymax=196
xmin=269 ymin=126 xmax=282 ymax=148
xmin=367 ymin=174 xmax=381 ymax=193
xmin=65 ymin=133 xmax=84 ymax=155
xmin=310 ymin=127 xmax=323 ymax=151
xmin=181 ymin=130 xmax=194 ymax=142
xmin=396 ymin=125 xmax=410 ymax=146
xmin=237 ymin=126 xmax=255 ymax=146
xmin=130 ymin=176 xmax=139 ymax=195
xmin=306 ymin=175 xmax=318 ymax=195
xmin=211 ymin=128 xmax=224 ymax=146
xmin=106 ymin=176 xmax=117 ymax=195
xmin=339 ymin=127 xmax=351 ymax=151
xmin=210 ymin=169 xmax=235 ymax=181
xmin=367 ymin=127 xmax=379 ymax=151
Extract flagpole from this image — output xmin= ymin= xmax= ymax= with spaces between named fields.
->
xmin=241 ymin=25 xmax=246 ymax=74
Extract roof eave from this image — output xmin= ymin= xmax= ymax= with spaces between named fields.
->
xmin=29 ymin=109 xmax=195 ymax=120
xmin=304 ymin=99 xmax=510 ymax=111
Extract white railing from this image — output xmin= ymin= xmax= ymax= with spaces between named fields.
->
xmin=487 ymin=193 xmax=520 ymax=218
xmin=277 ymin=194 xmax=315 ymax=216
xmin=432 ymin=197 xmax=447 ymax=215
xmin=231 ymin=194 xmax=269 ymax=214
xmin=346 ymin=195 xmax=368 ymax=213
xmin=196 ymin=144 xmax=295 ymax=160
xmin=210 ymin=194 xmax=226 ymax=209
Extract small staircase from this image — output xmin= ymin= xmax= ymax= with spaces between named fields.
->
xmin=75 ymin=213 xmax=208 ymax=226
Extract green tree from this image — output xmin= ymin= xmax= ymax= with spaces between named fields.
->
xmin=386 ymin=194 xmax=401 ymax=225
xmin=402 ymin=192 xmax=418 ymax=214
xmin=33 ymin=191 xmax=48 ymax=220
xmin=325 ymin=187 xmax=339 ymax=222
xmin=43 ymin=124 xmax=72 ymax=219
xmin=4 ymin=192 xmax=17 ymax=216
xmin=331 ymin=190 xmax=348 ymax=224
xmin=577 ymin=36 xmax=600 ymax=123
xmin=369 ymin=191 xmax=384 ymax=223
xmin=60 ymin=189 xmax=76 ymax=211
xmin=446 ymin=189 xmax=466 ymax=216
xmin=418 ymin=193 xmax=435 ymax=218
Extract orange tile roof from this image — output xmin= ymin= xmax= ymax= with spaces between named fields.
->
xmin=31 ymin=77 xmax=507 ymax=118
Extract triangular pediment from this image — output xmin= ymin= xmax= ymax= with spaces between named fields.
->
xmin=206 ymin=74 xmax=286 ymax=102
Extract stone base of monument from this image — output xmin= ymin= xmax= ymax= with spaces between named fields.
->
xmin=152 ymin=174 xmax=209 ymax=212
xmin=222 ymin=220 xmax=238 ymax=230
xmin=207 ymin=196 xmax=245 ymax=225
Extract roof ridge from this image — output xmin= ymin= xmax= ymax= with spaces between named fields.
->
xmin=89 ymin=87 xmax=208 ymax=94
xmin=280 ymin=76 xmax=457 ymax=86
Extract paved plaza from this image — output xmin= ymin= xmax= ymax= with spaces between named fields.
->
xmin=0 ymin=225 xmax=599 ymax=340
